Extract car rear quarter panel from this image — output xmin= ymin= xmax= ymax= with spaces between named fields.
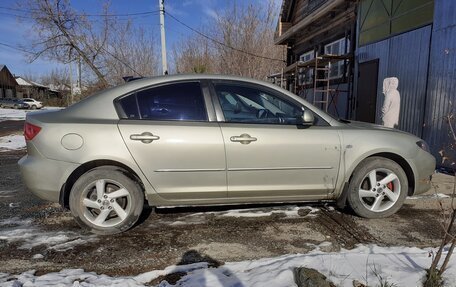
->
xmin=26 ymin=112 xmax=158 ymax=200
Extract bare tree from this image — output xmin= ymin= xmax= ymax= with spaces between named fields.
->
xmin=214 ymin=1 xmax=283 ymax=79
xmin=172 ymin=0 xmax=284 ymax=80
xmin=425 ymin=114 xmax=456 ymax=286
xmin=40 ymin=67 xmax=71 ymax=89
xmin=173 ymin=33 xmax=215 ymax=74
xmin=21 ymin=0 xmax=111 ymax=87
xmin=20 ymin=0 xmax=160 ymax=95
xmin=104 ymin=22 xmax=159 ymax=85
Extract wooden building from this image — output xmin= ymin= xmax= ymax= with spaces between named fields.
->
xmin=0 ymin=65 xmax=18 ymax=98
xmin=273 ymin=0 xmax=357 ymax=119
xmin=16 ymin=76 xmax=60 ymax=100
xmin=273 ymin=0 xmax=456 ymax=168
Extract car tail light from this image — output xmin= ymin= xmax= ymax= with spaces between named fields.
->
xmin=24 ymin=122 xmax=41 ymax=140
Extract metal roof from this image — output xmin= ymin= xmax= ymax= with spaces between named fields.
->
xmin=15 ymin=76 xmax=33 ymax=86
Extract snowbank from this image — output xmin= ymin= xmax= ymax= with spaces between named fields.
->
xmin=0 ymin=218 xmax=98 ymax=252
xmin=0 ymin=107 xmax=63 ymax=121
xmin=1 ymin=244 xmax=455 ymax=287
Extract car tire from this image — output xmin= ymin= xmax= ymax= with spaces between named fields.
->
xmin=13 ymin=104 xmax=18 ymax=109
xmin=31 ymin=105 xmax=37 ymax=110
xmin=347 ymin=157 xmax=408 ymax=218
xmin=69 ymin=167 xmax=144 ymax=235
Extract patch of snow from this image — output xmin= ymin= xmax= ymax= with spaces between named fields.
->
xmin=8 ymin=202 xmax=20 ymax=208
xmin=318 ymin=241 xmax=332 ymax=247
xmin=0 ymin=217 xmax=32 ymax=227
xmin=0 ymin=189 xmax=17 ymax=198
xmin=217 ymin=206 xmax=318 ymax=218
xmin=407 ymin=193 xmax=450 ymax=200
xmin=0 ymin=135 xmax=26 ymax=152
xmin=153 ymin=205 xmax=319 ymax=228
xmin=32 ymin=254 xmax=44 ymax=259
xmin=0 ymin=107 xmax=64 ymax=121
xmin=0 ymin=218 xmax=97 ymax=252
xmin=193 ymin=205 xmax=318 ymax=220
xmin=1 ymin=245 xmax=455 ymax=287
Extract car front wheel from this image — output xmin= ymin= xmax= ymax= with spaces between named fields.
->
xmin=347 ymin=157 xmax=408 ymax=218
xmin=69 ymin=167 xmax=144 ymax=234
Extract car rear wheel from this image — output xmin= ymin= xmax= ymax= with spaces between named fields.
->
xmin=69 ymin=167 xmax=144 ymax=234
xmin=347 ymin=157 xmax=408 ymax=218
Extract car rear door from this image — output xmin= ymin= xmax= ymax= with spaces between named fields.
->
xmin=211 ymin=80 xmax=341 ymax=199
xmin=117 ymin=81 xmax=227 ymax=201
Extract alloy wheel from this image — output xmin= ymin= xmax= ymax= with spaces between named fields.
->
xmin=81 ymin=179 xmax=132 ymax=228
xmin=358 ymin=168 xmax=401 ymax=213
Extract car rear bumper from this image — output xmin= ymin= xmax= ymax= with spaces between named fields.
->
xmin=411 ymin=150 xmax=436 ymax=195
xmin=18 ymin=154 xmax=79 ymax=202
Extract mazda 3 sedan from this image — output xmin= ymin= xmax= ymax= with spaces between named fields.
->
xmin=19 ymin=74 xmax=436 ymax=234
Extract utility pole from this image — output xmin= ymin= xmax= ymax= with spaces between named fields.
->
xmin=159 ymin=0 xmax=168 ymax=75
xmin=68 ymin=62 xmax=73 ymax=106
xmin=77 ymin=55 xmax=82 ymax=91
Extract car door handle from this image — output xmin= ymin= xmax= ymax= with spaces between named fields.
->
xmin=130 ymin=132 xmax=160 ymax=144
xmin=230 ymin=134 xmax=257 ymax=144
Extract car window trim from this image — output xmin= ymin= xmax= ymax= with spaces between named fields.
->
xmin=207 ymin=79 xmax=226 ymax=122
xmin=200 ymin=80 xmax=217 ymax=122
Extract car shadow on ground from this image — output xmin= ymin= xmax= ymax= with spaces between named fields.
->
xmin=151 ymin=250 xmax=244 ymax=287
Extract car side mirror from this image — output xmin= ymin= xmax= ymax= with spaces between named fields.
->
xmin=301 ymin=110 xmax=315 ymax=125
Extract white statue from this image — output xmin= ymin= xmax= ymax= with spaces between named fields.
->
xmin=381 ymin=77 xmax=400 ymax=128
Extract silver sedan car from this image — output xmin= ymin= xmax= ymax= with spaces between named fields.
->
xmin=19 ymin=75 xmax=435 ymax=234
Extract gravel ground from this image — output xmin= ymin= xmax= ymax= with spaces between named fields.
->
xmin=0 ymin=121 xmax=452 ymax=278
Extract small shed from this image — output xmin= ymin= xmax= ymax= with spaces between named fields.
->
xmin=15 ymin=76 xmax=34 ymax=98
xmin=16 ymin=76 xmax=60 ymax=100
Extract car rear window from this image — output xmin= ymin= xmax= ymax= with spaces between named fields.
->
xmin=118 ymin=82 xmax=207 ymax=122
xmin=118 ymin=82 xmax=207 ymax=121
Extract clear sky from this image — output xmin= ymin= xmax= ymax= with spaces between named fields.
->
xmin=0 ymin=0 xmax=280 ymax=78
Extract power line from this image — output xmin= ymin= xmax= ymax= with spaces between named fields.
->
xmin=99 ymin=46 xmax=144 ymax=77
xmin=166 ymin=11 xmax=285 ymax=63
xmin=0 ymin=41 xmax=143 ymax=78
xmin=0 ymin=6 xmax=159 ymax=18
xmin=0 ymin=42 xmax=34 ymax=54
xmin=0 ymin=11 xmax=31 ymax=19
xmin=83 ymin=11 xmax=160 ymax=18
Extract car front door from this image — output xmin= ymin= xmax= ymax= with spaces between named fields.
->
xmin=117 ymin=81 xmax=227 ymax=201
xmin=211 ymin=81 xmax=341 ymax=200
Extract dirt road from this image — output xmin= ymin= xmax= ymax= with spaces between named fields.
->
xmin=0 ymin=147 xmax=450 ymax=278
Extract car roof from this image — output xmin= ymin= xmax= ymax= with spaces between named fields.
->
xmin=58 ymin=74 xmax=337 ymax=125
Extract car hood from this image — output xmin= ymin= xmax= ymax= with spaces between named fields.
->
xmin=340 ymin=119 xmax=419 ymax=138
xmin=344 ymin=120 xmax=394 ymax=130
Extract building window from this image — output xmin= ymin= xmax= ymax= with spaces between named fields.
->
xmin=298 ymin=50 xmax=314 ymax=85
xmin=324 ymin=38 xmax=349 ymax=79
xmin=359 ymin=0 xmax=434 ymax=46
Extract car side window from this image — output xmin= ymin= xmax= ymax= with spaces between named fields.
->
xmin=215 ymin=83 xmax=304 ymax=125
xmin=118 ymin=82 xmax=208 ymax=122
xmin=118 ymin=93 xmax=140 ymax=119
